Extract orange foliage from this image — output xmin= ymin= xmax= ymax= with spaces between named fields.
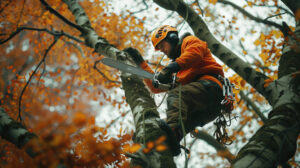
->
xmin=0 ymin=0 xmax=148 ymax=167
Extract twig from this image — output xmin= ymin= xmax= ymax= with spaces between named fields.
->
xmin=93 ymin=60 xmax=121 ymax=84
xmin=264 ymin=12 xmax=288 ymax=21
xmin=0 ymin=0 xmax=12 ymax=15
xmin=250 ymin=3 xmax=294 ymax=17
xmin=104 ymin=110 xmax=130 ymax=130
xmin=239 ymin=91 xmax=268 ymax=123
xmin=18 ymin=35 xmax=60 ymax=121
xmin=196 ymin=0 xmax=204 ymax=16
xmin=218 ymin=0 xmax=282 ymax=30
xmin=131 ymin=0 xmax=149 ymax=15
xmin=39 ymin=0 xmax=83 ymax=32
xmin=0 ymin=27 xmax=83 ymax=45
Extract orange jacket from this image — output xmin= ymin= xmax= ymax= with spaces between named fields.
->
xmin=140 ymin=35 xmax=224 ymax=93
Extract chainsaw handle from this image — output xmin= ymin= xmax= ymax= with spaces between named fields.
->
xmin=153 ymin=72 xmax=177 ymax=90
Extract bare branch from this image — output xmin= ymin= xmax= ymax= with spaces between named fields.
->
xmin=218 ymin=0 xmax=282 ymax=30
xmin=0 ymin=0 xmax=12 ymax=14
xmin=131 ymin=0 xmax=149 ymax=15
xmin=239 ymin=91 xmax=268 ymax=123
xmin=18 ymin=35 xmax=60 ymax=121
xmin=0 ymin=27 xmax=83 ymax=45
xmin=39 ymin=0 xmax=83 ymax=32
xmin=191 ymin=130 xmax=235 ymax=162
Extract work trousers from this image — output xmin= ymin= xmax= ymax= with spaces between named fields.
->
xmin=166 ymin=80 xmax=223 ymax=134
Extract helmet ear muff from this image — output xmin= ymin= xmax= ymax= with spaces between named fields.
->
xmin=168 ymin=32 xmax=179 ymax=42
xmin=167 ymin=32 xmax=179 ymax=46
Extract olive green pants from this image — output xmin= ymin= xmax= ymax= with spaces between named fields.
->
xmin=166 ymin=80 xmax=223 ymax=133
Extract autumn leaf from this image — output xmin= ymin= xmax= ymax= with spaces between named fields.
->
xmin=264 ymin=78 xmax=273 ymax=88
xmin=156 ymin=145 xmax=167 ymax=152
xmin=254 ymin=39 xmax=260 ymax=46
xmin=155 ymin=136 xmax=166 ymax=145
xmin=208 ymin=0 xmax=218 ymax=5
xmin=123 ymin=144 xmax=141 ymax=153
xmin=73 ymin=112 xmax=87 ymax=127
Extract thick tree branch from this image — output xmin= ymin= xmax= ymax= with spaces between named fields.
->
xmin=218 ymin=0 xmax=282 ymax=30
xmin=192 ymin=130 xmax=235 ymax=162
xmin=0 ymin=107 xmax=38 ymax=157
xmin=281 ymin=0 xmax=300 ymax=14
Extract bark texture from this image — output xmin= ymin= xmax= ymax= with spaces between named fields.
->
xmin=153 ymin=0 xmax=300 ymax=167
xmin=0 ymin=107 xmax=38 ymax=157
xmin=121 ymin=73 xmax=176 ymax=167
xmin=63 ymin=0 xmax=176 ymax=167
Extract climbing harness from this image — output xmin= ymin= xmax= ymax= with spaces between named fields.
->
xmin=213 ymin=75 xmax=236 ymax=145
xmin=220 ymin=75 xmax=235 ymax=113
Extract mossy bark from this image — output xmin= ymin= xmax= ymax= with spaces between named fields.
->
xmin=121 ymin=73 xmax=176 ymax=167
xmin=0 ymin=107 xmax=39 ymax=157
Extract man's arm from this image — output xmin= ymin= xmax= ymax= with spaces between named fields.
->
xmin=175 ymin=36 xmax=206 ymax=69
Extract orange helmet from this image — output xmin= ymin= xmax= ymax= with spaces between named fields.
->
xmin=151 ymin=25 xmax=178 ymax=50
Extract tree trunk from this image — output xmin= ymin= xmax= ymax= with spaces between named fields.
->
xmin=152 ymin=0 xmax=300 ymax=167
xmin=62 ymin=0 xmax=176 ymax=167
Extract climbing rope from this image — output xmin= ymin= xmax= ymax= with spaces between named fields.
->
xmin=178 ymin=84 xmax=189 ymax=168
xmin=213 ymin=75 xmax=236 ymax=145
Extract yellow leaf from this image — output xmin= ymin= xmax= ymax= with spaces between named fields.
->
xmin=241 ymin=37 xmax=245 ymax=41
xmin=254 ymin=39 xmax=260 ymax=46
xmin=123 ymin=144 xmax=141 ymax=153
xmin=260 ymin=33 xmax=265 ymax=41
xmin=247 ymin=1 xmax=253 ymax=7
xmin=264 ymin=78 xmax=273 ymax=88
xmin=155 ymin=136 xmax=166 ymax=145
xmin=156 ymin=145 xmax=167 ymax=152
xmin=271 ymin=30 xmax=282 ymax=39
xmin=208 ymin=0 xmax=217 ymax=5
xmin=259 ymin=52 xmax=268 ymax=62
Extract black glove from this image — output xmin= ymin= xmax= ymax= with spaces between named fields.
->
xmin=157 ymin=62 xmax=181 ymax=84
xmin=123 ymin=47 xmax=144 ymax=65
xmin=157 ymin=68 xmax=173 ymax=84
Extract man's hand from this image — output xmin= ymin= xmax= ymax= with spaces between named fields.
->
xmin=157 ymin=68 xmax=173 ymax=84
xmin=157 ymin=62 xmax=181 ymax=84
xmin=123 ymin=47 xmax=144 ymax=65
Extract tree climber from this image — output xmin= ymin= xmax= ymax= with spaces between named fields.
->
xmin=124 ymin=25 xmax=234 ymax=156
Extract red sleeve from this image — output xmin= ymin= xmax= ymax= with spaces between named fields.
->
xmin=140 ymin=61 xmax=166 ymax=94
xmin=175 ymin=36 xmax=207 ymax=69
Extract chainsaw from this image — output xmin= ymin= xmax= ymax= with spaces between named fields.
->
xmin=101 ymin=58 xmax=177 ymax=90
